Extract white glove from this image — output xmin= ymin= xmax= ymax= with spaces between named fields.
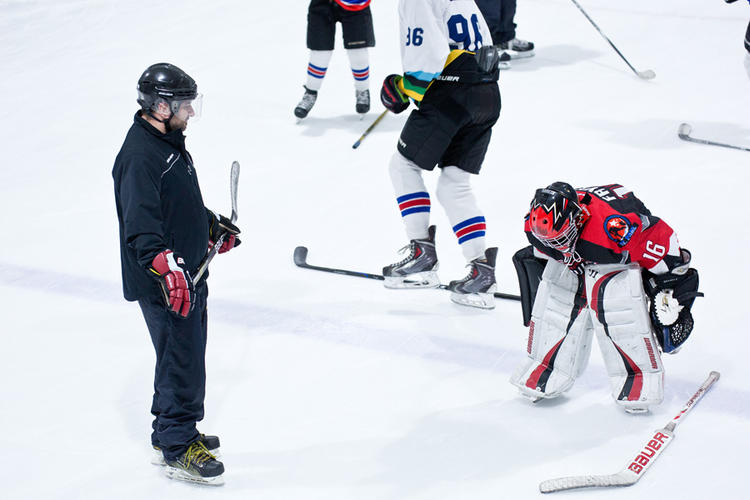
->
xmin=654 ymin=289 xmax=683 ymax=326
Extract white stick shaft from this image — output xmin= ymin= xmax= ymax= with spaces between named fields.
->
xmin=540 ymin=371 xmax=720 ymax=493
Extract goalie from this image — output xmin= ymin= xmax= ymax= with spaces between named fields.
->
xmin=510 ymin=182 xmax=702 ymax=413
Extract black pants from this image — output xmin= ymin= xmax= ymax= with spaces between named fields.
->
xmin=475 ymin=0 xmax=517 ymax=45
xmin=138 ymin=283 xmax=208 ymax=461
xmin=398 ymin=81 xmax=501 ymax=175
xmin=307 ymin=0 xmax=375 ymax=50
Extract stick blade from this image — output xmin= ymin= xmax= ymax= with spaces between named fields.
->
xmin=678 ymin=122 xmax=692 ymax=139
xmin=540 ymin=472 xmax=637 ymax=493
xmin=293 ymin=246 xmax=309 ymax=267
xmin=638 ymin=69 xmax=656 ymax=80
xmin=230 ymin=161 xmax=240 ymax=222
xmin=352 ymin=140 xmax=361 ymax=149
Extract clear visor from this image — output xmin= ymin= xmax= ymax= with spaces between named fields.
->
xmin=169 ymin=93 xmax=203 ymax=122
xmin=532 ymin=217 xmax=579 ymax=253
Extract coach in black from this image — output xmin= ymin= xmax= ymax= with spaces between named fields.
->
xmin=112 ymin=63 xmax=239 ymax=485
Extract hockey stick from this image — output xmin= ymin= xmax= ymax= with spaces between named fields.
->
xmin=539 ymin=371 xmax=720 ymax=493
xmin=677 ymin=123 xmax=750 ymax=152
xmin=569 ymin=0 xmax=655 ymax=80
xmin=352 ymin=109 xmax=388 ymax=149
xmin=194 ymin=161 xmax=240 ymax=282
xmin=293 ymin=246 xmax=522 ymax=302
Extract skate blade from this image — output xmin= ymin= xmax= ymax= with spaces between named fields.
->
xmin=153 ymin=448 xmax=221 ymax=466
xmin=449 ymin=291 xmax=495 ymax=309
xmin=384 ymin=272 xmax=440 ymax=289
xmin=164 ymin=466 xmax=224 ymax=486
xmin=507 ymin=50 xmax=534 ymax=60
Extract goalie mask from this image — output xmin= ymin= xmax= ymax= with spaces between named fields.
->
xmin=529 ymin=182 xmax=584 ymax=254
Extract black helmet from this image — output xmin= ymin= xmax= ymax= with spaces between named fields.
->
xmin=528 ymin=182 xmax=583 ymax=252
xmin=137 ymin=63 xmax=198 ymax=113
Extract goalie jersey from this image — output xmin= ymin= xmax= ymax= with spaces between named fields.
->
xmin=525 ymin=184 xmax=683 ymax=275
xmin=398 ymin=0 xmax=493 ymax=101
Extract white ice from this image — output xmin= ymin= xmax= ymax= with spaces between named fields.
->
xmin=0 ymin=1 xmax=747 ymax=499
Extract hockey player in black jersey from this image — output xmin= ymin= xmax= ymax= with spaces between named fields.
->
xmin=380 ymin=0 xmax=502 ymax=309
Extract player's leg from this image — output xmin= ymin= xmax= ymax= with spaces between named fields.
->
xmin=383 ymin=87 xmax=459 ymax=289
xmin=510 ymin=260 xmax=593 ymax=401
xmin=296 ymin=0 xmax=336 ymax=119
xmin=437 ymin=82 xmax=500 ymax=308
xmin=586 ymin=263 xmax=665 ymax=413
xmin=495 ymin=0 xmax=534 ymax=59
xmin=341 ymin=6 xmax=375 ymax=114
xmin=383 ymin=152 xmax=439 ymax=288
xmin=436 ymin=166 xmax=496 ymax=308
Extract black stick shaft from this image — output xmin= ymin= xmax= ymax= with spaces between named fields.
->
xmin=570 ymin=0 xmax=639 ymax=75
xmin=293 ymin=246 xmax=521 ymax=301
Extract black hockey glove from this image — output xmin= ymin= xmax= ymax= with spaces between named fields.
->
xmin=207 ymin=209 xmax=241 ymax=253
xmin=380 ymin=74 xmax=410 ymax=114
xmin=643 ymin=250 xmax=703 ymax=353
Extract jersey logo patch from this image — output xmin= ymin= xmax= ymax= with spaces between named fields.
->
xmin=604 ymin=215 xmax=637 ymax=247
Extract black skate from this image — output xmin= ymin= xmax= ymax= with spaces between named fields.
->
xmin=294 ymin=86 xmax=318 ymax=119
xmin=152 ymin=433 xmax=221 ymax=465
xmin=164 ymin=440 xmax=225 ymax=486
xmin=383 ymin=225 xmax=440 ymax=289
xmin=447 ymin=247 xmax=498 ymax=309
xmin=496 ymin=38 xmax=535 ymax=59
xmin=498 ymin=50 xmax=511 ymax=70
xmin=355 ymin=89 xmax=370 ymax=114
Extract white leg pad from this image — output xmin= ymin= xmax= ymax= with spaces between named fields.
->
xmin=510 ymin=260 xmax=593 ymax=399
xmin=585 ymin=263 xmax=664 ymax=411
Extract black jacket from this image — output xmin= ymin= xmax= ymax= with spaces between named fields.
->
xmin=113 ymin=113 xmax=209 ymax=301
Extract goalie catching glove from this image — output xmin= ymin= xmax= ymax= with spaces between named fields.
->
xmin=207 ymin=209 xmax=241 ymax=254
xmin=149 ymin=250 xmax=194 ymax=318
xmin=643 ymin=249 xmax=703 ymax=353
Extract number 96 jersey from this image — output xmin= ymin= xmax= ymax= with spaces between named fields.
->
xmin=525 ymin=184 xmax=683 ymax=275
xmin=398 ymin=0 xmax=492 ymax=100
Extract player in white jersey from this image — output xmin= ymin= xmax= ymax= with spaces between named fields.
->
xmin=380 ymin=0 xmax=502 ymax=309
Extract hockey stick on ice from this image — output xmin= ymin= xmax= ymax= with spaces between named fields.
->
xmin=194 ymin=161 xmax=240 ymax=282
xmin=539 ymin=371 xmax=720 ymax=493
xmin=677 ymin=123 xmax=750 ymax=152
xmin=352 ymin=109 xmax=388 ymax=149
xmin=569 ymin=0 xmax=655 ymax=80
xmin=293 ymin=246 xmax=522 ymax=302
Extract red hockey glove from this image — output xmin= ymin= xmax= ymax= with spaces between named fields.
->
xmin=563 ymin=251 xmax=584 ymax=275
xmin=207 ymin=209 xmax=241 ymax=254
xmin=150 ymin=250 xmax=194 ymax=318
xmin=380 ymin=74 xmax=410 ymax=114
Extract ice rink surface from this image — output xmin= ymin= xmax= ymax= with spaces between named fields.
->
xmin=0 ymin=0 xmax=748 ymax=498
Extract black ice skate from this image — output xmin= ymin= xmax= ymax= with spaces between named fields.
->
xmin=447 ymin=247 xmax=498 ymax=309
xmin=383 ymin=225 xmax=440 ymax=289
xmin=498 ymin=51 xmax=511 ymax=70
xmin=496 ymin=38 xmax=535 ymax=59
xmin=152 ymin=433 xmax=221 ymax=465
xmin=164 ymin=441 xmax=225 ymax=486
xmin=355 ymin=89 xmax=370 ymax=115
xmin=294 ymin=86 xmax=318 ymax=119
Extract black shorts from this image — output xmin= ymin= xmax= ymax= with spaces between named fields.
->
xmin=307 ymin=0 xmax=375 ymax=50
xmin=397 ymin=81 xmax=501 ymax=175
